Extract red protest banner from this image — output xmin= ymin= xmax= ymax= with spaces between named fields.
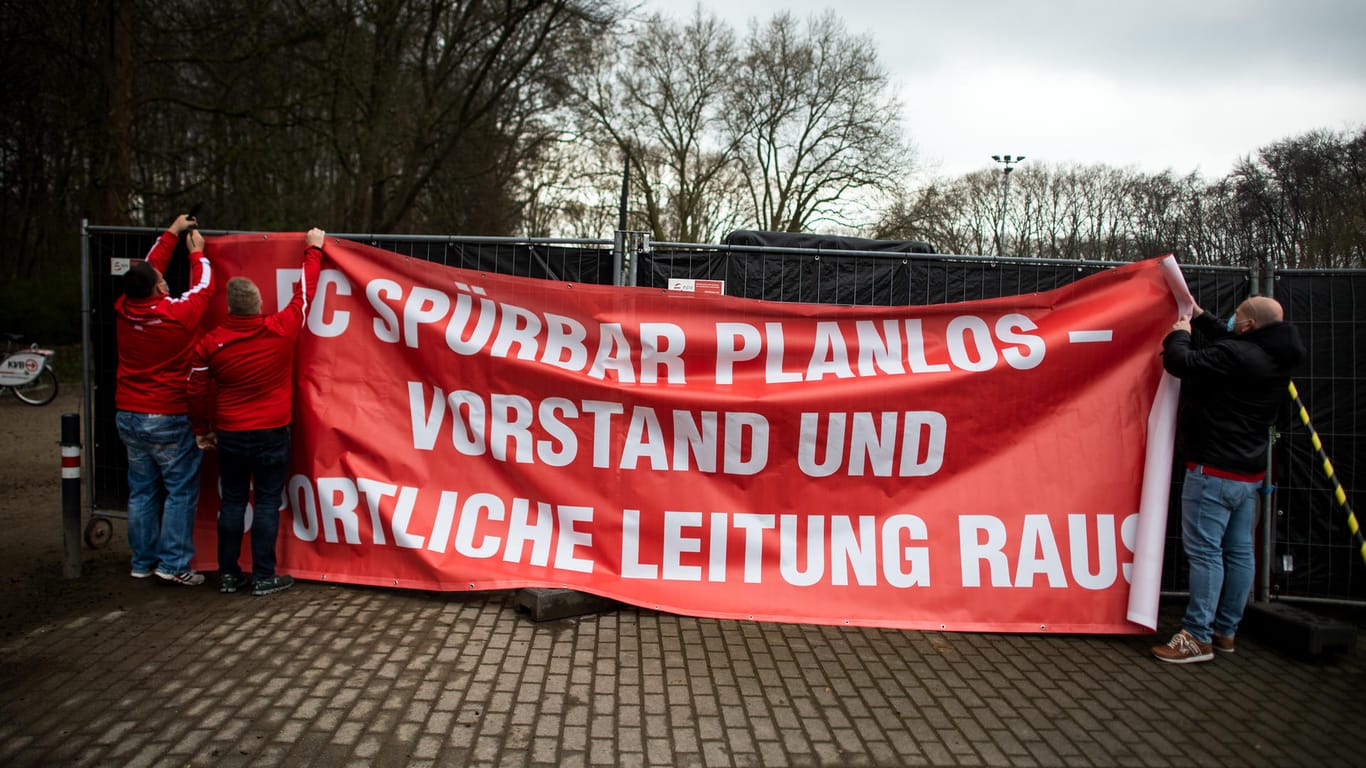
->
xmin=190 ymin=234 xmax=1186 ymax=633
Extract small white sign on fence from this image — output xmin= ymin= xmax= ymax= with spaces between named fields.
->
xmin=667 ymin=278 xmax=725 ymax=295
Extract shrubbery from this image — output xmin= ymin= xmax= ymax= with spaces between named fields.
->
xmin=0 ymin=267 xmax=82 ymax=345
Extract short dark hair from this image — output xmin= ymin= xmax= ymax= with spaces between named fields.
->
xmin=124 ymin=261 xmax=159 ymax=299
xmin=226 ymin=277 xmax=262 ymax=315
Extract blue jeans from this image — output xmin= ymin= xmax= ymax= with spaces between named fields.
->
xmin=216 ymin=427 xmax=291 ymax=579
xmin=1180 ymin=466 xmax=1259 ymax=643
xmin=116 ymin=412 xmax=202 ymax=574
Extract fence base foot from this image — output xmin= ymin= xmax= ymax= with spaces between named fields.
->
xmin=1242 ymin=602 xmax=1357 ymax=656
xmin=514 ymin=588 xmax=617 ymax=622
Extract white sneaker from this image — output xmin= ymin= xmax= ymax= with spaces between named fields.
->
xmin=155 ymin=570 xmax=205 ymax=586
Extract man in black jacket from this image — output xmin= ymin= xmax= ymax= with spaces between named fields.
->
xmin=1151 ymin=296 xmax=1305 ymax=663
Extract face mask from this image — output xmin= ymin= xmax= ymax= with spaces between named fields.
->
xmin=1226 ymin=314 xmax=1237 ymax=332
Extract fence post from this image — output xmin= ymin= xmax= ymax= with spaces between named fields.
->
xmin=1255 ymin=258 xmax=1277 ymax=602
xmin=80 ymin=218 xmax=94 ymax=522
xmin=61 ymin=412 xmax=82 ymax=578
xmin=628 ymin=232 xmax=650 ymax=287
xmin=612 ymin=230 xmax=650 ymax=287
xmin=612 ymin=230 xmax=626 ymax=287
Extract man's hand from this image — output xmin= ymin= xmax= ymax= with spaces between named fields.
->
xmin=1171 ymin=317 xmax=1192 ymax=333
xmin=186 ymin=229 xmax=205 ymax=253
xmin=306 ymin=228 xmax=325 ymax=249
xmin=169 ymin=213 xmax=196 ymax=235
xmin=195 ymin=433 xmax=216 ymax=450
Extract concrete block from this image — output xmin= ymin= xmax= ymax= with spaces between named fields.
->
xmin=514 ymin=588 xmax=618 ymax=622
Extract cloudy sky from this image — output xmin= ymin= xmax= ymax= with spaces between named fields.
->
xmin=641 ymin=0 xmax=1366 ymax=180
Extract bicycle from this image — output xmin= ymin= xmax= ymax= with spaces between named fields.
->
xmin=1 ymin=334 xmax=59 ymax=405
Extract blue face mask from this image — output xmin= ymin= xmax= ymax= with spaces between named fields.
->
xmin=1226 ymin=314 xmax=1237 ymax=332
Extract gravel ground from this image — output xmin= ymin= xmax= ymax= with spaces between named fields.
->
xmin=0 ymin=387 xmax=151 ymax=642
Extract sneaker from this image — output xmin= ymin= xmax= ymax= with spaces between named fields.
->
xmin=1151 ymin=629 xmax=1214 ymax=664
xmin=130 ymin=568 xmax=153 ymax=579
xmin=252 ymin=574 xmax=294 ymax=596
xmin=1212 ymin=633 xmax=1236 ymax=654
xmin=155 ymin=570 xmax=205 ymax=586
xmin=220 ymin=573 xmax=251 ymax=594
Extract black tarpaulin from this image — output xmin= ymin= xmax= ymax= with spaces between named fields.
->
xmin=722 ymin=230 xmax=935 ymax=254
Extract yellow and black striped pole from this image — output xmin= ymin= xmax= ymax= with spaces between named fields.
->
xmin=1288 ymin=381 xmax=1365 ymax=564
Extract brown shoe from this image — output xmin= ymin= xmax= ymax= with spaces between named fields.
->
xmin=1151 ymin=629 xmax=1214 ymax=664
xmin=1212 ymin=633 xmax=1236 ymax=653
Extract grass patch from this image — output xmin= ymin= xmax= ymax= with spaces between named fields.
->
xmin=48 ymin=344 xmax=84 ymax=383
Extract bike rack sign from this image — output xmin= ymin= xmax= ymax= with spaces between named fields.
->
xmin=0 ymin=352 xmax=46 ymax=386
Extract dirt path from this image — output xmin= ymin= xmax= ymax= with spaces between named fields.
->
xmin=0 ymin=388 xmax=152 ymax=641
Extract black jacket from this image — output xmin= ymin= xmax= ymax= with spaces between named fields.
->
xmin=1162 ymin=311 xmax=1305 ymax=474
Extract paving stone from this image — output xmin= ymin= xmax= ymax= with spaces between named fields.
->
xmin=3 ymin=588 xmax=1364 ymax=767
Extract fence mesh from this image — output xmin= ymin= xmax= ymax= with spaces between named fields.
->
xmin=1274 ymin=270 xmax=1366 ymax=600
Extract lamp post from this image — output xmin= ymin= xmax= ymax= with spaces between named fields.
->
xmin=991 ymin=154 xmax=1024 ymax=256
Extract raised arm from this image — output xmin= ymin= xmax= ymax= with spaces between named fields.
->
xmin=144 ymin=212 xmax=198 ymax=272
xmin=269 ymin=228 xmax=325 ymax=338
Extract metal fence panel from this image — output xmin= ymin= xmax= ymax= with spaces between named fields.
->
xmin=641 ymin=245 xmax=1266 ymax=594
xmin=82 ymin=228 xmax=615 ymax=516
xmin=83 ymin=225 xmax=1362 ymax=602
xmin=1274 ymin=270 xmax=1366 ymax=600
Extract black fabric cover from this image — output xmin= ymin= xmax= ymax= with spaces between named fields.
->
xmin=723 ymin=230 xmax=934 ymax=254
xmin=1271 ymin=272 xmax=1366 ymax=600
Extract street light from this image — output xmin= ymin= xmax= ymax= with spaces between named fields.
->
xmin=991 ymin=154 xmax=1025 ymax=256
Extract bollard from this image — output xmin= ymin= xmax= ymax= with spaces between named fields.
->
xmin=61 ymin=412 xmax=82 ymax=578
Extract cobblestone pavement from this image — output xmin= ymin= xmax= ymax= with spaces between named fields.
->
xmin=1 ymin=579 xmax=1362 ymax=768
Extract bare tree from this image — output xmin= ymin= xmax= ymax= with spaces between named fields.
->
xmin=289 ymin=0 xmax=621 ymax=233
xmin=568 ymin=8 xmax=748 ymax=242
xmin=726 ymin=11 xmax=912 ymax=233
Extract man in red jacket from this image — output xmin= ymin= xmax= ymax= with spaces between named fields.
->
xmin=188 ymin=229 xmax=324 ymax=596
xmin=115 ymin=213 xmax=214 ymax=585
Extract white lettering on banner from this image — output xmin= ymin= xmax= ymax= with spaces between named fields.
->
xmin=639 ymin=323 xmax=687 ymax=384
xmin=958 ymin=513 xmax=1137 ymax=589
xmin=288 ymin=475 xmax=320 ymax=541
xmin=714 ymin=315 xmax=1045 ymax=384
xmin=998 ymin=315 xmax=1046 ymax=369
xmin=367 ymin=278 xmax=403 ymax=343
xmin=362 ymin=280 xmax=688 ymax=383
xmin=287 ymin=475 xmax=1134 ymax=594
xmin=316 ymin=477 xmax=361 ymax=544
xmin=274 ymin=268 xmax=302 ymax=312
xmin=543 ymin=313 xmax=588 ymax=371
xmin=855 ymin=320 xmax=906 ymax=376
xmin=309 ymin=269 xmax=351 ymax=337
xmin=355 ymin=478 xmax=395 ymax=546
xmin=808 ymin=322 xmax=856 ymax=381
xmin=406 ymin=382 xmax=770 ymax=475
xmin=287 ymin=475 xmax=594 ymax=574
xmin=797 ymin=411 xmax=947 ymax=478
xmin=1120 ymin=513 xmax=1139 ymax=585
xmin=504 ymin=498 xmax=555 ymax=567
xmin=619 ymin=510 xmax=930 ymax=588
xmin=332 ymin=278 xmax=1049 ymax=388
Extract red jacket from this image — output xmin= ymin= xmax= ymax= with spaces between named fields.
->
xmin=114 ymin=231 xmax=214 ymax=414
xmin=187 ymin=245 xmax=322 ymax=434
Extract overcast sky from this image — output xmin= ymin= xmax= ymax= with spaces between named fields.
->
xmin=641 ymin=0 xmax=1366 ymax=180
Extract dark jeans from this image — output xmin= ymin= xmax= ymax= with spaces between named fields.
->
xmin=116 ymin=412 xmax=201 ymax=575
xmin=216 ymin=426 xmax=291 ymax=579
